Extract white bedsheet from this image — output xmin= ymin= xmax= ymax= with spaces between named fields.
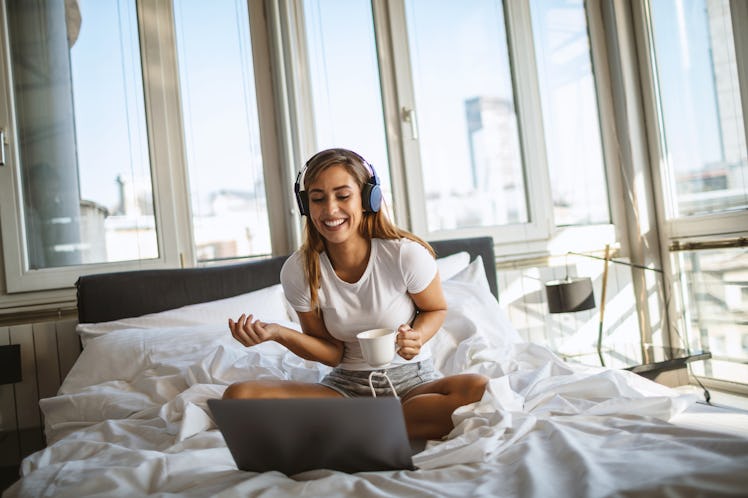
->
xmin=5 ymin=319 xmax=748 ymax=498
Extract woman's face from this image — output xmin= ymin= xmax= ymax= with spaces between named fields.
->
xmin=307 ymin=164 xmax=365 ymax=246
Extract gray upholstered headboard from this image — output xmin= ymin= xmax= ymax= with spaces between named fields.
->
xmin=76 ymin=236 xmax=496 ymax=323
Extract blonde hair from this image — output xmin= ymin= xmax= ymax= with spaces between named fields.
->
xmin=299 ymin=148 xmax=434 ymax=314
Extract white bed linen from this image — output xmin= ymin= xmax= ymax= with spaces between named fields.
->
xmin=6 ymin=260 xmax=748 ymax=498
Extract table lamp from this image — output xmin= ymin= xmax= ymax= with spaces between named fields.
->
xmin=545 ymin=245 xmax=665 ymax=367
xmin=546 ymin=246 xmax=611 ymax=365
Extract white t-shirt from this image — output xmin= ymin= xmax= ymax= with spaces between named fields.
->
xmin=280 ymin=238 xmax=437 ymax=370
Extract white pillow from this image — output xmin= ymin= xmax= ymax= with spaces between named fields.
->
xmin=449 ymin=254 xmax=490 ymax=291
xmin=431 ymin=256 xmax=523 ymax=375
xmin=436 ymin=251 xmax=471 ymax=281
xmin=76 ymin=283 xmax=291 ymax=347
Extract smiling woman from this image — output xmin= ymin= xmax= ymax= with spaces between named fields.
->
xmin=223 ymin=147 xmax=489 ymax=441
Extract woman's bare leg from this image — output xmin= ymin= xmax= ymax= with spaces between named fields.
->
xmin=222 ymin=380 xmax=343 ymax=399
xmin=401 ymin=373 xmax=489 ymax=440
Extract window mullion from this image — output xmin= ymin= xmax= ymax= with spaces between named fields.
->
xmin=382 ymin=0 xmax=427 ymax=236
xmin=137 ymin=0 xmax=192 ymax=268
xmin=247 ymin=0 xmax=294 ymax=256
xmin=504 ymin=0 xmax=554 ymax=238
xmin=371 ymin=0 xmax=411 ymax=231
xmin=586 ymin=0 xmax=630 ymax=248
xmin=265 ymin=0 xmax=314 ymax=251
xmin=600 ymin=0 xmax=668 ymax=347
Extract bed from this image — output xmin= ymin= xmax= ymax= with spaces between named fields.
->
xmin=5 ymin=236 xmax=748 ymax=497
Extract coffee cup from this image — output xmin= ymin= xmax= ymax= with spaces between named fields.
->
xmin=356 ymin=328 xmax=398 ymax=368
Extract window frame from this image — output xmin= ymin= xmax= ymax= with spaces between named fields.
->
xmin=384 ymin=0 xmax=556 ymax=247
xmin=0 ymin=0 xmax=634 ymax=303
xmin=0 ymin=0 xmax=288 ymax=298
xmin=372 ymin=0 xmax=621 ymax=259
xmin=629 ymin=0 xmax=748 ymax=363
xmin=636 ymin=0 xmax=748 ymax=244
xmin=0 ymin=0 xmax=187 ymax=294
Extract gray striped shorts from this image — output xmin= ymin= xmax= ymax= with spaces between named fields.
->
xmin=320 ymin=358 xmax=442 ymax=398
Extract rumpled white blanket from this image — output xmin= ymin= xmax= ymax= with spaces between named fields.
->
xmin=6 ymin=287 xmax=748 ymax=497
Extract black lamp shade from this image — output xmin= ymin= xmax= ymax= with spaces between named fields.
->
xmin=545 ymin=277 xmax=596 ymax=313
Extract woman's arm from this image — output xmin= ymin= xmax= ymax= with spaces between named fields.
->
xmin=228 ymin=310 xmax=344 ymax=367
xmin=397 ymin=274 xmax=447 ymax=360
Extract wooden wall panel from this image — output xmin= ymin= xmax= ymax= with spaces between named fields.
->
xmin=55 ymin=319 xmax=80 ymax=382
xmin=32 ymin=322 xmax=61 ymax=401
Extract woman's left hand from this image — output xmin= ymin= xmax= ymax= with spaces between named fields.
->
xmin=396 ymin=324 xmax=423 ymax=360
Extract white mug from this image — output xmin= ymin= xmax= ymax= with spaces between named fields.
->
xmin=356 ymin=328 xmax=398 ymax=368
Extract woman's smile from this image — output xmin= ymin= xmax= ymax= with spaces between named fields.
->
xmin=323 ymin=217 xmax=347 ymax=229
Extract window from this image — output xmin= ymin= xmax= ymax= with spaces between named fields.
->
xmin=174 ymin=0 xmax=271 ymax=261
xmin=650 ymin=0 xmax=747 ymax=220
xmin=378 ymin=0 xmax=611 ymax=249
xmin=643 ymin=0 xmax=748 ymax=387
xmin=676 ymin=247 xmax=748 ymax=385
xmin=298 ymin=0 xmax=614 ymax=245
xmin=0 ymin=0 xmax=281 ymax=294
xmin=2 ymin=0 xmax=156 ymax=274
xmin=0 ymin=1 xmax=619 ymax=300
xmin=402 ymin=0 xmax=527 ymax=232
xmin=530 ymin=0 xmax=609 ymax=226
xmin=302 ymin=0 xmax=393 ymax=210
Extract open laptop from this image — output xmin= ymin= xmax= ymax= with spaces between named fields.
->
xmin=207 ymin=397 xmax=418 ymax=475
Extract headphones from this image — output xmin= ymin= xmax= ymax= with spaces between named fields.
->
xmin=294 ymin=152 xmax=382 ymax=217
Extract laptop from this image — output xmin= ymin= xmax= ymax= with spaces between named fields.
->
xmin=207 ymin=397 xmax=417 ymax=475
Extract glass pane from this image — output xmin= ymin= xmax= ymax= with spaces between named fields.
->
xmin=675 ymin=247 xmax=748 ymax=385
xmin=650 ymin=0 xmax=748 ymax=217
xmin=174 ymin=0 xmax=270 ymax=261
xmin=302 ymin=0 xmax=393 ymax=210
xmin=404 ymin=0 xmax=527 ymax=231
xmin=530 ymin=0 xmax=609 ymax=226
xmin=7 ymin=0 xmax=156 ymax=269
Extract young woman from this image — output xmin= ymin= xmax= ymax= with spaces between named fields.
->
xmin=223 ymin=148 xmax=488 ymax=440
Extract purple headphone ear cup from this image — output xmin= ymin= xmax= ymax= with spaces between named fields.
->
xmin=361 ymin=160 xmax=381 ymax=212
xmin=361 ymin=176 xmax=382 ymax=213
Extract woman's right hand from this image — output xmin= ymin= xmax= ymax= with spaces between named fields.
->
xmin=228 ymin=313 xmax=280 ymax=347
